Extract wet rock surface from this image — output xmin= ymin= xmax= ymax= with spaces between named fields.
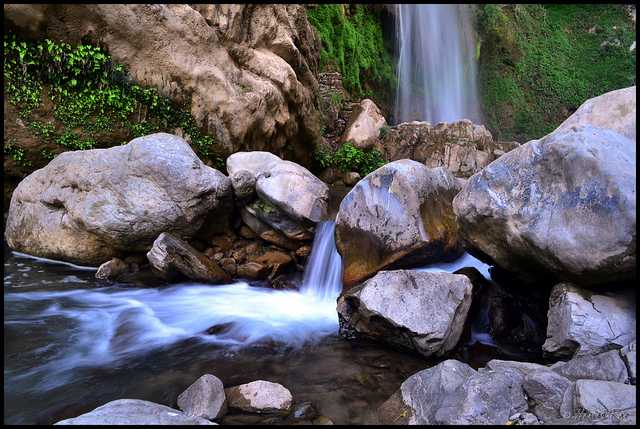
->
xmin=177 ymin=374 xmax=227 ymax=420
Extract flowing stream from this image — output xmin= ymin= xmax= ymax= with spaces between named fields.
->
xmin=4 ymin=222 xmax=509 ymax=424
xmin=394 ymin=4 xmax=481 ymax=123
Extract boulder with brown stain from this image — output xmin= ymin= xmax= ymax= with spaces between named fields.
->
xmin=335 ymin=160 xmax=464 ymax=288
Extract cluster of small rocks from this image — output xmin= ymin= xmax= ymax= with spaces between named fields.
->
xmin=55 ymin=375 xmax=334 ymax=425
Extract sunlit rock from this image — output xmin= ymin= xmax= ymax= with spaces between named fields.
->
xmin=225 ymin=381 xmax=292 ymax=414
xmin=453 ymin=125 xmax=636 ymax=286
xmin=335 ymin=160 xmax=463 ymax=287
xmin=342 ymin=99 xmax=387 ymax=149
xmin=5 ymin=133 xmax=231 ymax=265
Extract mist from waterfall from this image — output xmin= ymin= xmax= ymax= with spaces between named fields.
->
xmin=394 ymin=4 xmax=481 ymax=124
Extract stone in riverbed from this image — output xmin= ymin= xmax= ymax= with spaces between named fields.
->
xmin=54 ymin=399 xmax=215 ymax=425
xmin=177 ymin=374 xmax=227 ymax=420
xmin=335 ymin=160 xmax=464 ymax=287
xmin=453 ymin=125 xmax=636 ymax=286
xmin=522 ymin=370 xmax=574 ymax=421
xmin=147 ymin=232 xmax=231 ymax=283
xmin=236 ymin=262 xmax=268 ymax=280
xmin=573 ymin=379 xmax=636 ymax=415
xmin=543 ymin=283 xmax=636 ymax=359
xmin=245 ymin=200 xmax=313 ymax=241
xmin=551 ymin=349 xmax=630 ymax=383
xmin=620 ymin=341 xmax=636 ymax=384
xmin=224 ymin=380 xmax=292 ymax=414
xmin=5 ymin=133 xmax=232 ymax=265
xmin=240 ymin=207 xmax=301 ymax=251
xmin=379 ymin=359 xmax=528 ymax=425
xmin=337 ymin=270 xmax=472 ymax=358
xmin=95 ymin=257 xmax=128 ymax=281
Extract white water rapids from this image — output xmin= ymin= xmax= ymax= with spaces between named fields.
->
xmin=5 ymin=221 xmax=494 ymax=391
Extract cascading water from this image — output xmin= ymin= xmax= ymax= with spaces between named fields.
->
xmin=300 ymin=221 xmax=343 ymax=301
xmin=394 ymin=4 xmax=481 ymax=123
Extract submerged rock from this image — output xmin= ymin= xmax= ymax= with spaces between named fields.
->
xmin=335 ymin=160 xmax=463 ymax=287
xmin=453 ymin=125 xmax=636 ymax=286
xmin=5 ymin=133 xmax=231 ymax=265
xmin=177 ymin=374 xmax=227 ymax=420
xmin=337 ymin=270 xmax=472 ymax=358
xmin=54 ymin=399 xmax=215 ymax=425
xmin=543 ymin=283 xmax=636 ymax=358
xmin=147 ymin=232 xmax=231 ymax=283
xmin=342 ymin=99 xmax=387 ymax=149
xmin=225 ymin=380 xmax=292 ymax=414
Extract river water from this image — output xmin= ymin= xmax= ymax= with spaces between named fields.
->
xmin=4 ymin=223 xmax=524 ymax=425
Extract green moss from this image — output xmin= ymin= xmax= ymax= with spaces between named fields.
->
xmin=313 ymin=141 xmax=385 ymax=177
xmin=307 ymin=5 xmax=396 ymax=99
xmin=3 ymin=33 xmax=224 ymax=169
xmin=478 ymin=4 xmax=636 ymax=141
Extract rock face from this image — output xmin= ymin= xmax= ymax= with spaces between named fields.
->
xmin=453 ymin=125 xmax=636 ymax=286
xmin=337 ymin=270 xmax=473 ymax=358
xmin=4 ymin=4 xmax=322 ymax=163
xmin=227 ymin=152 xmax=329 ymax=223
xmin=551 ymin=349 xmax=630 ymax=383
xmin=54 ymin=399 xmax=214 ymax=425
xmin=335 ymin=160 xmax=463 ymax=287
xmin=543 ymin=283 xmax=636 ymax=358
xmin=342 ymin=99 xmax=387 ymax=149
xmin=5 ymin=133 xmax=231 ymax=265
xmin=522 ymin=370 xmax=574 ymax=421
xmin=375 ymin=119 xmax=519 ymax=178
xmin=554 ymin=86 xmax=636 ymax=140
xmin=147 ymin=233 xmax=231 ymax=283
xmin=177 ymin=374 xmax=227 ymax=420
xmin=225 ymin=381 xmax=292 ymax=414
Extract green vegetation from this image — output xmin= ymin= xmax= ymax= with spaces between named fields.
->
xmin=478 ymin=4 xmax=636 ymax=141
xmin=4 ymin=139 xmax=31 ymax=167
xmin=3 ymin=33 xmax=224 ymax=169
xmin=313 ymin=142 xmax=385 ymax=177
xmin=307 ymin=5 xmax=395 ymax=98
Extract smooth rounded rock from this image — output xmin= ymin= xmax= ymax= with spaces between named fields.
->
xmin=177 ymin=374 xmax=227 ymax=420
xmin=224 ymin=380 xmax=292 ymax=414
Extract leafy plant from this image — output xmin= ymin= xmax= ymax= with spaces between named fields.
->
xmin=3 ymin=33 xmax=225 ymax=166
xmin=313 ymin=142 xmax=385 ymax=177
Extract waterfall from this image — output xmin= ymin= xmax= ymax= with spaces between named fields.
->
xmin=394 ymin=4 xmax=481 ymax=124
xmin=300 ymin=221 xmax=343 ymax=301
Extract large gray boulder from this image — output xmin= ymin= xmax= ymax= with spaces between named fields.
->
xmin=177 ymin=374 xmax=227 ymax=420
xmin=379 ymin=359 xmax=528 ymax=425
xmin=543 ymin=283 xmax=636 ymax=358
xmin=226 ymin=152 xmax=329 ymax=223
xmin=337 ymin=270 xmax=473 ymax=358
xmin=54 ymin=399 xmax=215 ymax=425
xmin=5 ymin=133 xmax=231 ymax=265
xmin=522 ymin=370 xmax=574 ymax=421
xmin=224 ymin=381 xmax=292 ymax=414
xmin=551 ymin=349 xmax=630 ymax=383
xmin=555 ymin=86 xmax=636 ymax=140
xmin=453 ymin=125 xmax=636 ymax=286
xmin=573 ymin=380 xmax=636 ymax=415
xmin=147 ymin=233 xmax=231 ymax=283
xmin=335 ymin=160 xmax=463 ymax=287
xmin=378 ymin=360 xmax=476 ymax=425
